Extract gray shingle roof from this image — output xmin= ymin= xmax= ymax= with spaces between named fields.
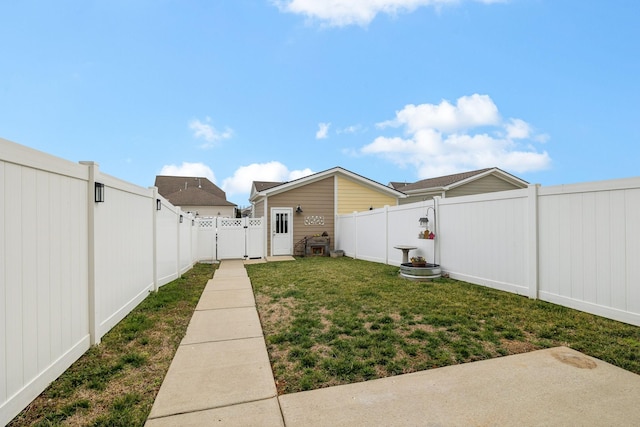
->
xmin=253 ymin=181 xmax=284 ymax=192
xmin=164 ymin=187 xmax=235 ymax=207
xmin=155 ymin=176 xmax=226 ymax=199
xmin=155 ymin=175 xmax=236 ymax=207
xmin=394 ymin=168 xmax=494 ymax=191
xmin=388 ymin=181 xmax=410 ymax=190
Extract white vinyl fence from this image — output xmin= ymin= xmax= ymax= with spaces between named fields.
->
xmin=0 ymin=138 xmax=255 ymax=425
xmin=336 ymin=178 xmax=640 ymax=328
xmin=197 ymin=217 xmax=264 ymax=261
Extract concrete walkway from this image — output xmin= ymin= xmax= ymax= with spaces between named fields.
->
xmin=147 ymin=259 xmax=640 ymax=426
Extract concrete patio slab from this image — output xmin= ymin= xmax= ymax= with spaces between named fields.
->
xmin=244 ymin=256 xmax=295 ymax=264
xmin=278 ymin=346 xmax=640 ymax=426
xmin=181 ymin=307 xmax=263 ymax=345
xmin=265 ymin=256 xmax=295 ymax=262
xmin=147 ymin=337 xmax=277 ymax=420
xmin=195 ymin=288 xmax=255 ymax=310
xmin=145 ymin=398 xmax=284 ymax=427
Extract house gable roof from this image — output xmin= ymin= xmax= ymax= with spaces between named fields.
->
xmin=392 ymin=168 xmax=528 ymax=194
xmin=250 ymin=167 xmax=406 ymax=201
xmin=155 ymin=175 xmax=236 ymax=207
xmin=253 ymin=181 xmax=283 ymax=192
xmin=164 ymin=187 xmax=236 ymax=207
xmin=155 ymin=175 xmax=226 ymax=199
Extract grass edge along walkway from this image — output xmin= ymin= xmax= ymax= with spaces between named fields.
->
xmin=9 ymin=262 xmax=215 ymax=427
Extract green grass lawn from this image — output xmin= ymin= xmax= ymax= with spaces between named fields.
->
xmin=11 ymin=257 xmax=640 ymax=425
xmin=9 ymin=263 xmax=215 ymax=427
xmin=247 ymin=256 xmax=640 ymax=395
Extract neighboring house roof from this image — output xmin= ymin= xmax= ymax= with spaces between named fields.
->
xmin=390 ymin=168 xmax=528 ymax=194
xmin=164 ymin=187 xmax=235 ymax=207
xmin=155 ymin=175 xmax=227 ymax=199
xmin=250 ymin=166 xmax=406 ymax=201
xmin=388 ymin=181 xmax=410 ymax=190
xmin=155 ymin=175 xmax=236 ymax=207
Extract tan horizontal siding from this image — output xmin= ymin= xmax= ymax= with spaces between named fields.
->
xmin=266 ymin=177 xmax=335 ymax=254
xmin=336 ymin=176 xmax=397 ymax=214
xmin=253 ymin=200 xmax=265 ymax=218
xmin=447 ymin=175 xmax=522 ymax=198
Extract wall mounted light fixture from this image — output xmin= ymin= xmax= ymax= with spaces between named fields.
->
xmin=95 ymin=182 xmax=105 ymax=203
xmin=179 ymin=215 xmax=183 ymax=223
xmin=296 ymin=205 xmax=303 ymax=213
xmin=156 ymin=199 xmax=162 ymax=210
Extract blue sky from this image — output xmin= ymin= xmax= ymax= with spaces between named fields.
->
xmin=2 ymin=1 xmax=639 ymax=207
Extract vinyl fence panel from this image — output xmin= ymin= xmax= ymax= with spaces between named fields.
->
xmin=93 ymin=173 xmax=155 ymax=340
xmin=179 ymin=216 xmax=194 ymax=274
xmin=1 ymin=140 xmax=91 ymax=426
xmin=196 ymin=218 xmax=216 ymax=261
xmin=335 ymin=213 xmax=356 ymax=257
xmin=538 ymin=179 xmax=640 ymax=325
xmin=387 ymin=202 xmax=436 ymax=266
xmin=156 ymin=199 xmax=180 ymax=287
xmin=1 ymin=138 xmax=202 ymax=425
xmin=350 ymin=209 xmax=387 ymax=264
xmin=438 ymin=190 xmax=530 ymax=295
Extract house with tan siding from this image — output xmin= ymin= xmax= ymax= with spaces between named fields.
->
xmin=389 ymin=167 xmax=528 ymax=204
xmin=250 ymin=167 xmax=405 ymax=256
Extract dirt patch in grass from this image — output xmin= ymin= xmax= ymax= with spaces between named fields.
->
xmin=248 ymin=256 xmax=640 ymax=395
xmin=500 ymin=338 xmax=539 ymax=354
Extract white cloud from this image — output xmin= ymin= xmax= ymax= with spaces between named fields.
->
xmin=189 ymin=117 xmax=233 ymax=149
xmin=337 ymin=124 xmax=365 ymax=134
xmin=362 ymin=94 xmax=550 ymax=177
xmin=272 ymin=0 xmax=503 ymax=27
xmin=378 ymin=94 xmax=500 ymax=133
xmin=221 ymin=161 xmax=314 ymax=197
xmin=505 ymin=118 xmax=531 ymax=139
xmin=316 ymin=122 xmax=331 ymax=139
xmin=159 ymin=162 xmax=216 ymax=183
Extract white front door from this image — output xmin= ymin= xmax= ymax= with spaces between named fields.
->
xmin=271 ymin=208 xmax=293 ymax=256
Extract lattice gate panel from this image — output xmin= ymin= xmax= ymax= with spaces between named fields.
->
xmin=246 ymin=218 xmax=264 ymax=259
xmin=210 ymin=217 xmax=265 ymax=260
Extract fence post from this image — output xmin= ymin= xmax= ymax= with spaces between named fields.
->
xmin=433 ymin=196 xmax=441 ymax=267
xmin=79 ymin=161 xmax=101 ymax=345
xmin=353 ymin=211 xmax=358 ymax=259
xmin=527 ymin=184 xmax=540 ymax=299
xmin=176 ymin=209 xmax=181 ymax=276
xmin=151 ymin=187 xmax=159 ymax=292
xmin=384 ymin=205 xmax=390 ymax=264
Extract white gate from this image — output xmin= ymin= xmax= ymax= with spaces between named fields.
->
xmin=198 ymin=217 xmax=264 ymax=260
xmin=245 ymin=218 xmax=265 ymax=259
